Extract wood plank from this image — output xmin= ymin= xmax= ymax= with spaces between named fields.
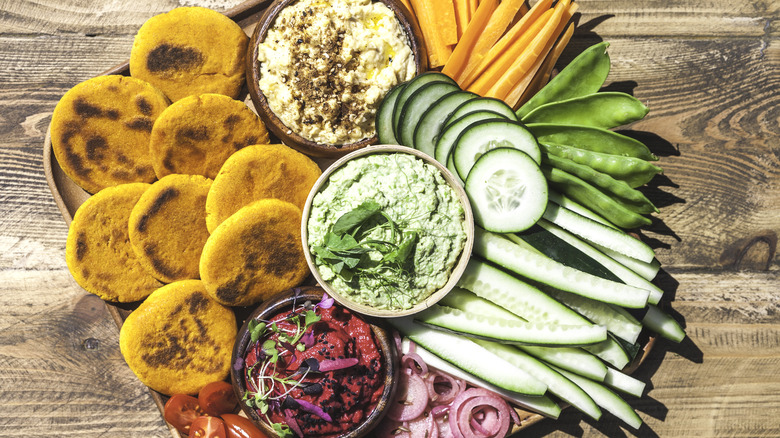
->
xmin=0 ymin=270 xmax=169 ymax=437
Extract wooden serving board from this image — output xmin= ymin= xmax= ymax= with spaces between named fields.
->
xmin=42 ymin=0 xmax=655 ymax=436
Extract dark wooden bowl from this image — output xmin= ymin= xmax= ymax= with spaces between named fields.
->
xmin=230 ymin=286 xmax=399 ymax=438
xmin=245 ymin=0 xmax=428 ymax=158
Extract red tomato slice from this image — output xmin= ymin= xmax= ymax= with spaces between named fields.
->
xmin=222 ymin=414 xmax=269 ymax=438
xmin=164 ymin=394 xmax=207 ymax=435
xmin=189 ymin=416 xmax=227 ymax=438
xmin=198 ymin=381 xmax=239 ymax=417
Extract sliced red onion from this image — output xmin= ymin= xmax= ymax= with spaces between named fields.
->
xmin=426 ymin=370 xmax=462 ymax=405
xmin=293 ymin=398 xmax=332 ymax=422
xmin=407 ymin=412 xmax=438 ymax=438
xmin=318 ymin=357 xmax=359 ymax=371
xmin=387 ymin=372 xmax=429 ymax=422
xmin=430 ymin=404 xmax=450 ymax=418
xmin=284 ymin=409 xmax=304 ymax=438
xmin=449 ymin=388 xmax=512 ymax=438
xmin=435 ymin=414 xmax=454 ymax=438
xmin=402 ymin=352 xmax=429 ymax=376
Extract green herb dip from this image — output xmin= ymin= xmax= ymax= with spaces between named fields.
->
xmin=307 ymin=153 xmax=467 ymax=310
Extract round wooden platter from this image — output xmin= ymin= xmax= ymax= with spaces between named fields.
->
xmin=42 ymin=0 xmax=656 ymax=436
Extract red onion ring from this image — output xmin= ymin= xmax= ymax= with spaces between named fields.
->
xmin=426 ymin=371 xmax=463 ymax=406
xmin=448 ymin=389 xmax=512 ymax=438
xmin=402 ymin=352 xmax=429 ymax=376
xmin=387 ymin=372 xmax=429 ymax=422
xmin=407 ymin=412 xmax=438 ymax=438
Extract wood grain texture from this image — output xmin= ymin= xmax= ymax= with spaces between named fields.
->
xmin=0 ymin=0 xmax=778 ymax=436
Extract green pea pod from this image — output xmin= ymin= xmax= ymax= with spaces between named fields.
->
xmin=516 ymin=42 xmax=611 ymax=119
xmin=541 ymin=143 xmax=662 ymax=188
xmin=527 ymin=123 xmax=658 ymax=161
xmin=542 ymin=153 xmax=659 ymax=214
xmin=521 ymin=92 xmax=649 ymax=129
xmin=542 ymin=166 xmax=652 ymax=229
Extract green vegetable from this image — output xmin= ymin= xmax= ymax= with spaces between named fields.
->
xmin=541 ymin=142 xmax=663 ymax=188
xmin=542 ymin=153 xmax=658 ymax=214
xmin=528 ymin=123 xmax=658 ymax=161
xmin=516 ymin=42 xmax=612 ymax=119
xmin=521 ymin=92 xmax=649 ymax=129
xmin=542 ymin=166 xmax=652 ymax=229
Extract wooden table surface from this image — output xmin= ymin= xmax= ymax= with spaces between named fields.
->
xmin=1 ymin=0 xmax=778 ymax=436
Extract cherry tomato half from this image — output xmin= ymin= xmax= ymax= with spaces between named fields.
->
xmin=189 ymin=416 xmax=227 ymax=438
xmin=164 ymin=394 xmax=207 ymax=435
xmin=198 ymin=381 xmax=239 ymax=417
xmin=222 ymin=414 xmax=269 ymax=438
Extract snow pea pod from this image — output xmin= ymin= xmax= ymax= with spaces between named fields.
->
xmin=516 ymin=42 xmax=611 ymax=119
xmin=541 ymin=143 xmax=663 ymax=188
xmin=542 ymin=153 xmax=659 ymax=214
xmin=521 ymin=92 xmax=649 ymax=129
xmin=527 ymin=123 xmax=658 ymax=161
xmin=541 ymin=166 xmax=652 ymax=229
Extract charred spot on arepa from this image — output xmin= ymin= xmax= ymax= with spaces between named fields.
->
xmin=50 ymin=75 xmax=169 ymax=193
xmin=146 ymin=43 xmax=204 ymax=74
xmin=200 ymin=199 xmax=308 ymax=307
xmin=119 ymin=280 xmax=236 ymax=395
xmin=135 ymin=187 xmax=180 ymax=233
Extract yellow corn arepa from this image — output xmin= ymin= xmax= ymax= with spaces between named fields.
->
xmin=205 ymin=144 xmax=322 ymax=233
xmin=119 ymin=280 xmax=237 ymax=395
xmin=149 ymin=93 xmax=269 ymax=179
xmin=200 ymin=199 xmax=309 ymax=306
xmin=50 ymin=75 xmax=169 ymax=194
xmin=128 ymin=174 xmax=212 ymax=283
xmin=129 ymin=6 xmax=248 ymax=102
xmin=65 ymin=183 xmax=164 ymax=302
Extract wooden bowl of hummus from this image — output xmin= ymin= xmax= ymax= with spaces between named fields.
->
xmin=301 ymin=145 xmax=475 ymax=318
xmin=231 ymin=286 xmax=398 ymax=438
xmin=246 ymin=0 xmax=427 ymax=158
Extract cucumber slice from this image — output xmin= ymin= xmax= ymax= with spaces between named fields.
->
xmin=456 ymin=256 xmax=630 ymax=369
xmin=413 ymin=91 xmax=478 ymax=156
xmin=396 ymin=81 xmax=460 ymax=147
xmin=542 ymin=201 xmax=656 ymax=263
xmin=513 ymin=224 xmax=621 ymax=282
xmin=392 ymin=72 xmax=457 ymax=138
xmin=433 ymin=111 xmax=508 ymax=182
xmin=453 ymin=120 xmax=541 ymax=179
xmin=473 ymin=228 xmax=650 ymax=309
xmin=401 ymin=339 xmax=562 ymax=419
xmin=376 ymin=82 xmax=405 ymax=144
xmin=590 ymin=240 xmax=661 ymax=281
xmin=477 ymin=340 xmax=602 ymax=421
xmin=642 ymin=305 xmax=686 ymax=343
xmin=443 ymin=97 xmax=519 ymax=128
xmin=415 ymin=304 xmax=607 ymax=346
xmin=535 ymin=220 xmax=664 ymax=303
xmin=439 ymin=287 xmax=609 ymax=382
xmin=548 ymin=190 xmax=616 ymax=228
xmin=542 ymin=287 xmax=643 ymax=345
xmin=604 ymin=367 xmax=646 ymax=398
xmin=389 ymin=317 xmax=548 ymax=396
xmin=465 ymin=148 xmax=547 ymax=233
xmin=551 ymin=365 xmax=643 ymax=429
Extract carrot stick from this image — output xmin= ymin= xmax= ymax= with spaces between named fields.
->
xmin=460 ymin=0 xmax=553 ymax=88
xmin=467 ymin=0 xmax=479 ymax=18
xmin=517 ymin=20 xmax=576 ymax=108
xmin=465 ymin=8 xmax=553 ymax=95
xmin=433 ymin=0 xmax=459 ymax=46
xmin=507 ymin=2 xmax=577 ymax=107
xmin=485 ymin=0 xmax=569 ymax=100
xmin=453 ymin=0 xmax=470 ymax=39
xmin=441 ymin=0 xmax=499 ymax=79
xmin=409 ymin=0 xmax=455 ymax=67
xmin=449 ymin=0 xmax=527 ymax=83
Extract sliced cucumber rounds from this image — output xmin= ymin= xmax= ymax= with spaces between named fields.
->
xmin=443 ymin=97 xmax=519 ymax=128
xmin=453 ymin=120 xmax=541 ymax=181
xmin=392 ymin=72 xmax=457 ymax=138
xmin=466 ymin=148 xmax=548 ymax=233
xmin=376 ymin=82 xmax=405 ymax=144
xmin=435 ymin=110 xmax=509 ymax=171
xmin=397 ymin=81 xmax=460 ymax=148
xmin=413 ymin=91 xmax=478 ymax=156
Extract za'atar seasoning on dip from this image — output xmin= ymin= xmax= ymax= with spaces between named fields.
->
xmin=239 ymin=293 xmax=386 ymax=437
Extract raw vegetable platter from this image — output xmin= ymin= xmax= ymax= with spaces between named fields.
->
xmin=42 ymin=0 xmax=685 ymax=437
